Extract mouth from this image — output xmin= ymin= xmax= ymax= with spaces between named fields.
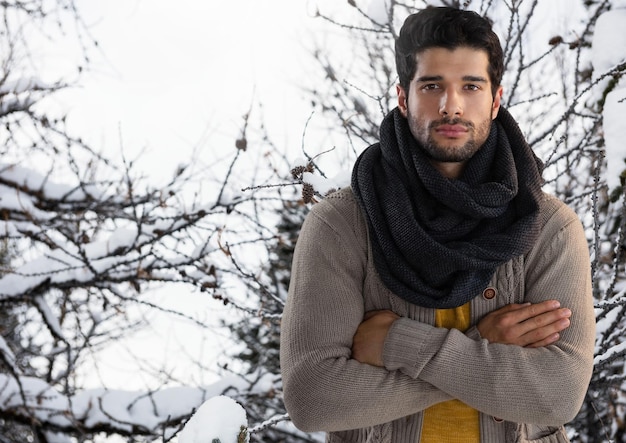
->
xmin=432 ymin=119 xmax=472 ymax=138
xmin=434 ymin=124 xmax=469 ymax=138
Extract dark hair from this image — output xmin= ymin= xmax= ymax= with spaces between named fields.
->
xmin=395 ymin=7 xmax=504 ymax=96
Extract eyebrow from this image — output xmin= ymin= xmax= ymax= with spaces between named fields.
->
xmin=415 ymin=75 xmax=489 ymax=83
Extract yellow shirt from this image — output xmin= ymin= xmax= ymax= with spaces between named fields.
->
xmin=420 ymin=303 xmax=480 ymax=442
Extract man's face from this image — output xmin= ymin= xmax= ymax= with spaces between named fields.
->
xmin=397 ymin=46 xmax=502 ymax=170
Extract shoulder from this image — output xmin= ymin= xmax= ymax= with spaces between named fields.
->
xmin=295 ymin=187 xmax=369 ymax=267
xmin=312 ymin=186 xmax=358 ymax=210
xmin=301 ymin=186 xmax=368 ymax=248
xmin=308 ymin=187 xmax=364 ymax=227
xmin=537 ymin=192 xmax=583 ymax=238
xmin=526 ymin=192 xmax=588 ymax=268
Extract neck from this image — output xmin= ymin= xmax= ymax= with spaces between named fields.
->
xmin=430 ymin=160 xmax=467 ymax=179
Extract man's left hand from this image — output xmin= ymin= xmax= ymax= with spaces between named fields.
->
xmin=351 ymin=310 xmax=400 ymax=367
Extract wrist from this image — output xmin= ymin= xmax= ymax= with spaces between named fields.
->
xmin=383 ymin=318 xmax=443 ymax=378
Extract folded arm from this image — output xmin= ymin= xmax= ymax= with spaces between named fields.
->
xmin=380 ymin=206 xmax=595 ymax=425
xmin=280 ymin=205 xmax=451 ymax=433
xmin=281 ymin=196 xmax=595 ymax=431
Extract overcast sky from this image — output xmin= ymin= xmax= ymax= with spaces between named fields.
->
xmin=50 ymin=0 xmax=316 ymax=181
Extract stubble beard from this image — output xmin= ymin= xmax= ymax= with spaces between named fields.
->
xmin=407 ymin=110 xmax=492 ymax=163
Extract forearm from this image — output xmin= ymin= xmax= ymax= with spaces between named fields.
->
xmin=385 ymin=320 xmax=591 ymax=424
xmin=280 ymin=259 xmax=450 ymax=432
xmin=281 ymin=338 xmax=450 ymax=432
xmin=280 ymin=205 xmax=450 ymax=433
xmin=382 ymin=206 xmax=595 ymax=425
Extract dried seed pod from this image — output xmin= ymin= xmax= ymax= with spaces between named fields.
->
xmin=548 ymin=36 xmax=563 ymax=46
xmin=302 ymin=183 xmax=315 ymax=204
xmin=235 ymin=137 xmax=247 ymax=150
xmin=291 ymin=165 xmax=306 ymax=179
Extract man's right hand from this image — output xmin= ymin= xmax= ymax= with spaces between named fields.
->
xmin=476 ymin=300 xmax=571 ymax=348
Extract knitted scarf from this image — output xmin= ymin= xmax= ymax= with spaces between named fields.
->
xmin=351 ymin=107 xmax=544 ymax=309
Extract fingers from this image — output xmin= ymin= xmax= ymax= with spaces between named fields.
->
xmin=477 ymin=300 xmax=572 ymax=347
xmin=520 ymin=310 xmax=571 ymax=347
xmin=363 ymin=310 xmax=400 ymax=322
xmin=502 ymin=300 xmax=562 ymax=324
xmin=352 ymin=310 xmax=400 ymax=367
xmin=517 ymin=304 xmax=571 ymax=340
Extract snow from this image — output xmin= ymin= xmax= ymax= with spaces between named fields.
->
xmin=595 ymin=340 xmax=626 ymax=366
xmin=0 ymin=184 xmax=54 ymax=221
xmin=0 ymin=246 xmax=99 ymax=297
xmin=0 ymin=77 xmax=55 ymax=95
xmin=0 ymin=77 xmax=58 ymax=114
xmin=591 ymin=8 xmax=626 ymax=191
xmin=302 ymin=171 xmax=350 ymax=197
xmin=0 ymin=2 xmax=624 ymax=441
xmin=0 ymin=162 xmax=107 ymax=210
xmin=0 ymin=373 xmax=254 ymax=438
xmin=290 ymin=156 xmax=351 ymax=198
xmin=32 ymin=295 xmax=66 ymax=342
xmin=602 ymin=87 xmax=626 ymax=191
xmin=591 ymin=9 xmax=626 ymax=76
xmin=178 ymin=395 xmax=248 ymax=443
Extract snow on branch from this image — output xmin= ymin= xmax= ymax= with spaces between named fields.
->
xmin=0 ymin=159 xmax=226 ymax=300
xmin=0 ymin=77 xmax=65 ymax=117
xmin=0 ymin=374 xmax=252 ymax=439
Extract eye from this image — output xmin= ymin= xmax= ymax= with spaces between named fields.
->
xmin=422 ymin=83 xmax=440 ymax=91
xmin=465 ymin=84 xmax=481 ymax=91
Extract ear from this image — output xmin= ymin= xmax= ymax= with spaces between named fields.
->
xmin=396 ymin=84 xmax=408 ymax=117
xmin=491 ymin=85 xmax=503 ymax=119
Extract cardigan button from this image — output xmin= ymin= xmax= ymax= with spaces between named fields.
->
xmin=482 ymin=287 xmax=497 ymax=300
xmin=493 ymin=416 xmax=504 ymax=423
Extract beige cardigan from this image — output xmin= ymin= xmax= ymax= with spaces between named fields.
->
xmin=280 ymin=187 xmax=595 ymax=443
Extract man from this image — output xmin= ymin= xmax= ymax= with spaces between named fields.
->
xmin=280 ymin=6 xmax=595 ymax=443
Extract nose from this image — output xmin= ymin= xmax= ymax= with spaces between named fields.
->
xmin=439 ymin=89 xmax=463 ymax=117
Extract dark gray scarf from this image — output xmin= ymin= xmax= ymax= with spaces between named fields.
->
xmin=351 ymin=107 xmax=543 ymax=309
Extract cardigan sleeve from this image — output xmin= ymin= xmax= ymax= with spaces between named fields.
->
xmin=382 ymin=199 xmax=595 ymax=426
xmin=279 ymin=195 xmax=452 ymax=433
